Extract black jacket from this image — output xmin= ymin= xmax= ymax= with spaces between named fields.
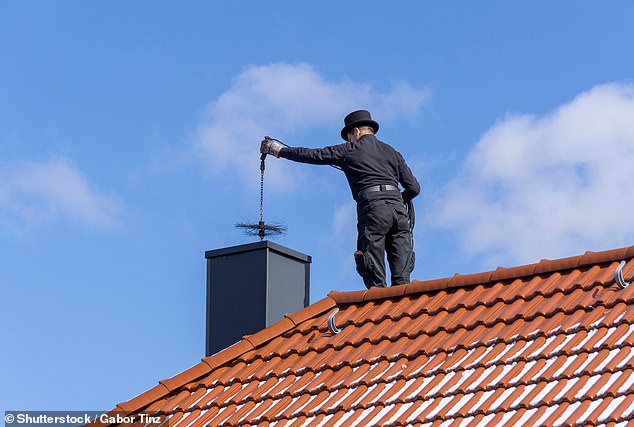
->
xmin=280 ymin=134 xmax=420 ymax=204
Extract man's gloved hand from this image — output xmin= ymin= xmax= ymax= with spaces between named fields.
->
xmin=260 ymin=137 xmax=283 ymax=158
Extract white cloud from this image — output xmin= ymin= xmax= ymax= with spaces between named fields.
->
xmin=434 ymin=82 xmax=634 ymax=266
xmin=0 ymin=157 xmax=122 ymax=233
xmin=194 ymin=62 xmax=431 ymax=191
xmin=331 ymin=201 xmax=357 ymax=239
xmin=324 ymin=200 xmax=358 ymax=274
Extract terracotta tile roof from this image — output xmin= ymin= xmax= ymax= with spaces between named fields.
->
xmin=104 ymin=245 xmax=634 ymax=426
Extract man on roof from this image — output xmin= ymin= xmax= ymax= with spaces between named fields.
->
xmin=260 ymin=109 xmax=421 ymax=288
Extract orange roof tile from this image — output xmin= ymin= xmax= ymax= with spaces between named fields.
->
xmin=102 ymin=245 xmax=634 ymax=426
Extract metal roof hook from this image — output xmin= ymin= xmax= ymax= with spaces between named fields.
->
xmin=328 ymin=308 xmax=342 ymax=334
xmin=615 ymin=261 xmax=630 ymax=288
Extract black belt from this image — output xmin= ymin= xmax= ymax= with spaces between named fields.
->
xmin=357 ymin=184 xmax=399 ymax=198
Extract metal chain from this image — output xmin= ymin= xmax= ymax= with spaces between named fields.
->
xmin=235 ymin=151 xmax=285 ymax=241
xmin=259 ymin=158 xmax=265 ymax=223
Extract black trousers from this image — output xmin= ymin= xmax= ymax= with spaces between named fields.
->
xmin=355 ymin=200 xmax=414 ymax=288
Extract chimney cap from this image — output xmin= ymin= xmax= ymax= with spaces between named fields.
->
xmin=205 ymin=240 xmax=311 ymax=263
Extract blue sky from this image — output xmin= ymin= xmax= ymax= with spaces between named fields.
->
xmin=2 ymin=1 xmax=634 ymax=413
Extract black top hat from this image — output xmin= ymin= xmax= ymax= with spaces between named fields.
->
xmin=340 ymin=110 xmax=380 ymax=140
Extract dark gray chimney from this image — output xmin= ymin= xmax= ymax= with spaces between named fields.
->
xmin=204 ymin=241 xmax=311 ymax=357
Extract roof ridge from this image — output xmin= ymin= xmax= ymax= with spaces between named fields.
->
xmin=329 ymin=245 xmax=634 ymax=304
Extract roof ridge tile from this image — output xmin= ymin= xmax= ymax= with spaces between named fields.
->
xmin=202 ymin=340 xmax=253 ymax=370
xmin=492 ymin=264 xmax=538 ymax=282
xmin=328 ymin=289 xmax=366 ymax=303
xmin=448 ymin=272 xmax=493 ymax=288
xmin=158 ymin=363 xmax=213 ymax=393
xmin=408 ymin=278 xmax=450 ymax=293
xmin=580 ymin=247 xmax=630 ymax=266
xmin=364 ymin=285 xmax=408 ymax=301
xmin=116 ymin=383 xmax=170 ymax=414
xmin=285 ymin=296 xmax=337 ymax=325
xmin=243 ymin=317 xmax=296 ymax=348
xmin=534 ymin=255 xmax=582 ymax=275
xmin=328 ymin=245 xmax=634 ymax=305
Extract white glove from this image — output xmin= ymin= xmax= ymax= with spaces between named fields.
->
xmin=260 ymin=137 xmax=283 ymax=158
